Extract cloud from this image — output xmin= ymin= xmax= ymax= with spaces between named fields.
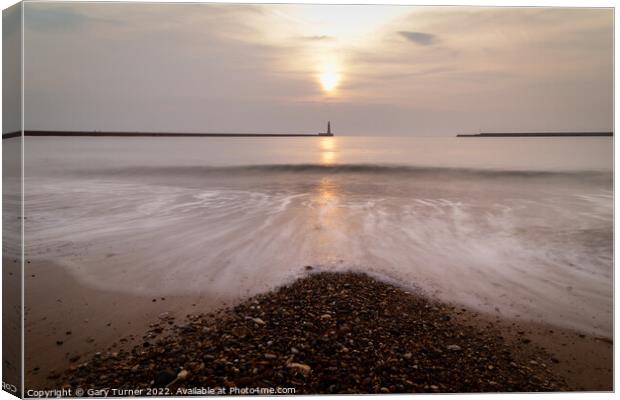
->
xmin=299 ymin=35 xmax=335 ymax=42
xmin=398 ymin=31 xmax=438 ymax=46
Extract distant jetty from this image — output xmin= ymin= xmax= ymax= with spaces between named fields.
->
xmin=457 ymin=132 xmax=612 ymax=137
xmin=2 ymin=130 xmax=332 ymax=139
xmin=3 ymin=122 xmax=336 ymax=139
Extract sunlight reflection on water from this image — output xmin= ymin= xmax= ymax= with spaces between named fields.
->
xmin=319 ymin=137 xmax=336 ymax=165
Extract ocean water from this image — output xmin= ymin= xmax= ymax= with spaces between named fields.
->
xmin=18 ymin=136 xmax=613 ymax=336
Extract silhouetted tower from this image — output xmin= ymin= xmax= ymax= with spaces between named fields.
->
xmin=319 ymin=121 xmax=334 ymax=136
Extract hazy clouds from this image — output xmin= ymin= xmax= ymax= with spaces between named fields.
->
xmin=18 ymin=3 xmax=613 ymax=136
xmin=398 ymin=31 xmax=438 ymax=45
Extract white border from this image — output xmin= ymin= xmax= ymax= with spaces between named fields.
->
xmin=0 ymin=1 xmax=615 ymax=400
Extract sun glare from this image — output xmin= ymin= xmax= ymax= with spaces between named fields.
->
xmin=320 ymin=71 xmax=339 ymax=92
xmin=320 ymin=137 xmax=336 ymax=164
xmin=319 ymin=64 xmax=341 ymax=93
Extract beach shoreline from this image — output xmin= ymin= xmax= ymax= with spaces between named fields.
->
xmin=21 ymin=260 xmax=612 ymax=393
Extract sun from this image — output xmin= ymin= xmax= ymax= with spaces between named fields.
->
xmin=318 ymin=64 xmax=341 ymax=93
xmin=319 ymin=70 xmax=339 ymax=92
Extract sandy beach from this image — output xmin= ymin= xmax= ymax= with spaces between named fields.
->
xmin=23 ymin=261 xmax=612 ymax=393
xmin=22 ymin=259 xmax=229 ymax=391
xmin=2 ymin=256 xmax=22 ymax=395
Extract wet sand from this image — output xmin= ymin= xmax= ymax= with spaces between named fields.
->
xmin=3 ymin=257 xmax=22 ymax=396
xmin=22 ymin=259 xmax=231 ymax=390
xmin=22 ymin=260 xmax=612 ymax=392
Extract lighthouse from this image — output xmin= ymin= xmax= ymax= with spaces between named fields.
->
xmin=319 ymin=121 xmax=334 ymax=136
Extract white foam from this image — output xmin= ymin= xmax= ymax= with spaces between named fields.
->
xmin=23 ymin=169 xmax=612 ymax=337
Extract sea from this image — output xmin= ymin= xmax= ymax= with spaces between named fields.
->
xmin=13 ymin=136 xmax=613 ymax=337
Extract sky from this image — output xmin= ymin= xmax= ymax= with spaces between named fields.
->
xmin=6 ymin=2 xmax=614 ymax=135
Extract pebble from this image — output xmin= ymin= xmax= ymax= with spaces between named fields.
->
xmin=287 ymin=362 xmax=311 ymax=373
xmin=154 ymin=370 xmax=175 ymax=387
xmin=176 ymin=369 xmax=189 ymax=381
xmin=57 ymin=272 xmax=566 ymax=394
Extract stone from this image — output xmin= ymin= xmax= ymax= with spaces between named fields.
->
xmin=287 ymin=362 xmax=311 ymax=374
xmin=231 ymin=326 xmax=248 ymax=338
xmin=154 ymin=370 xmax=176 ymax=387
xmin=176 ymin=369 xmax=189 ymax=381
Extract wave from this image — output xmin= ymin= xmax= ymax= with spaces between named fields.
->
xmin=88 ymin=163 xmax=612 ymax=180
xmin=26 ymin=171 xmax=613 ymax=337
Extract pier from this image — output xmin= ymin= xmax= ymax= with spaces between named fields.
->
xmin=2 ymin=130 xmax=331 ymax=139
xmin=457 ymin=132 xmax=612 ymax=137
